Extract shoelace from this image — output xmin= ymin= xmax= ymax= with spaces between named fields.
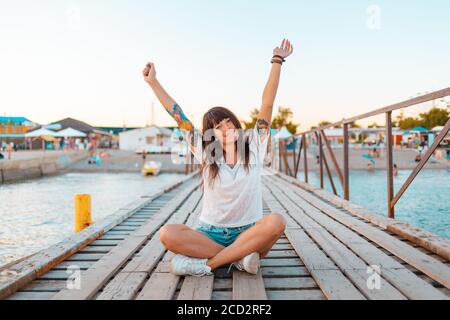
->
xmin=227 ymin=262 xmax=244 ymax=274
xmin=183 ymin=257 xmax=212 ymax=276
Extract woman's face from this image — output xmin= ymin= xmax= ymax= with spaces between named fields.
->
xmin=213 ymin=117 xmax=238 ymax=146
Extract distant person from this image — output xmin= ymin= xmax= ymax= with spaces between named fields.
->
xmin=372 ymin=148 xmax=379 ymax=158
xmin=415 ymin=153 xmax=421 ymax=162
xmin=142 ymin=152 xmax=147 ymax=164
xmin=6 ymin=143 xmax=12 ymax=160
xmin=142 ymin=38 xmax=293 ymax=276
xmin=393 ymin=163 xmax=398 ymax=177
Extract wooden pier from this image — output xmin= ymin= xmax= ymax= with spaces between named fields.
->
xmin=0 ymin=170 xmax=449 ymax=300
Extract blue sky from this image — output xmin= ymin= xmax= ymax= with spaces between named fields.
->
xmin=0 ymin=0 xmax=449 ymax=130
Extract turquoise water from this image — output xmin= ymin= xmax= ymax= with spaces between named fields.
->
xmin=302 ymin=169 xmax=450 ymax=239
xmin=0 ymin=172 xmax=184 ymax=267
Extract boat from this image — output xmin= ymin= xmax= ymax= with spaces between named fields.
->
xmin=141 ymin=160 xmax=162 ymax=176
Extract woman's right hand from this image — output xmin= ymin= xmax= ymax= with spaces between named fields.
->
xmin=142 ymin=62 xmax=156 ymax=85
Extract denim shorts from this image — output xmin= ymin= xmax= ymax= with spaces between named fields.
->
xmin=196 ymin=221 xmax=256 ymax=247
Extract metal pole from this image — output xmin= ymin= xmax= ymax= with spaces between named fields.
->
xmin=343 ymin=124 xmax=350 ymax=200
xmin=386 ymin=111 xmax=395 ymax=218
xmin=303 ymin=134 xmax=308 ymax=183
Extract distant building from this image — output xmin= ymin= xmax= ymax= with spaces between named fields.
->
xmin=51 ymin=117 xmax=115 ymax=148
xmin=95 ymin=126 xmax=138 ymax=136
xmin=0 ymin=116 xmax=38 ymax=148
xmin=119 ymin=125 xmax=174 ymax=153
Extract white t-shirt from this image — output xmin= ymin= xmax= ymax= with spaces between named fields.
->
xmin=188 ymin=125 xmax=269 ymax=228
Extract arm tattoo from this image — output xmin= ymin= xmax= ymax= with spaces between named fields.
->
xmin=256 ymin=118 xmax=270 ymax=135
xmin=167 ymin=103 xmax=194 ymax=131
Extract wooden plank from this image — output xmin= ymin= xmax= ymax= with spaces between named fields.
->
xmin=261 ymin=266 xmax=309 ymax=277
xmin=135 ymin=199 xmax=203 ymax=300
xmin=96 ymin=272 xmax=148 ymax=300
xmin=275 ymin=170 xmax=450 ymax=261
xmin=265 ymin=251 xmax=298 ymax=259
xmin=6 ymin=291 xmax=56 ymax=300
xmin=271 ymin=244 xmax=293 ymax=250
xmin=268 ymin=174 xmax=449 ymax=299
xmin=278 ymin=175 xmax=450 ymax=290
xmin=232 ymin=270 xmax=267 ymax=300
xmin=54 ymin=261 xmax=94 ymax=270
xmin=65 ymin=253 xmax=103 ymax=261
xmin=267 ymin=289 xmax=325 ymax=300
xmin=100 ymin=235 xmax=127 ymax=240
xmin=266 ymin=178 xmax=406 ymax=300
xmin=263 ymin=277 xmax=318 ymax=289
xmin=213 ymin=278 xmax=232 ymax=290
xmin=38 ymin=271 xmax=70 ymax=280
xmin=51 ymin=180 xmax=201 ymax=300
xmin=284 ymin=229 xmax=365 ymax=300
xmin=212 ymin=291 xmax=232 ymax=300
xmin=104 ymin=231 xmax=131 ymax=236
xmin=177 ymin=276 xmax=214 ymax=300
xmin=79 ymin=246 xmax=113 ymax=254
xmin=91 ymin=240 xmax=120 ymax=246
xmin=20 ymin=280 xmax=67 ymax=292
xmin=111 ymin=226 xmax=139 ymax=231
xmin=260 ymin=258 xmax=303 ymax=267
xmin=97 ymin=191 xmax=202 ymax=300
xmin=136 ymin=272 xmax=179 ymax=300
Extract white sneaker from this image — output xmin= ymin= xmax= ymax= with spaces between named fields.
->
xmin=231 ymin=252 xmax=260 ymax=275
xmin=170 ymin=254 xmax=213 ymax=277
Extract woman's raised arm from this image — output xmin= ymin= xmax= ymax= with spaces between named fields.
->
xmin=142 ymin=62 xmax=194 ymax=131
xmin=257 ymin=39 xmax=294 ymax=135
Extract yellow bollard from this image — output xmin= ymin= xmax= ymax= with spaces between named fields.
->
xmin=74 ymin=194 xmax=94 ymax=233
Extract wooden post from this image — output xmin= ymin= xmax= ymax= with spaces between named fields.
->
xmin=278 ymin=140 xmax=282 ymax=173
xmin=318 ymin=132 xmax=324 ymax=189
xmin=292 ymin=138 xmax=296 ymax=177
xmin=323 ymin=153 xmax=338 ymax=195
xmin=386 ymin=111 xmax=395 ymax=218
xmin=320 ymin=130 xmax=344 ymax=187
xmin=294 ymin=137 xmax=303 ymax=178
xmin=281 ymin=140 xmax=292 ymax=176
xmin=303 ymin=134 xmax=308 ymax=183
xmin=343 ymin=124 xmax=350 ymax=200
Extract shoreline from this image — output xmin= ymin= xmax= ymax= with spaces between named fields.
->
xmin=0 ymin=148 xmax=448 ymax=184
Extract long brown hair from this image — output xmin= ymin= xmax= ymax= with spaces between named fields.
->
xmin=200 ymin=106 xmax=252 ymax=188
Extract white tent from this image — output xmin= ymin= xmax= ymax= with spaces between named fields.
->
xmin=25 ymin=127 xmax=57 ymax=138
xmin=273 ymin=126 xmax=293 ymax=140
xmin=431 ymin=126 xmax=444 ymax=132
xmin=55 ymin=127 xmax=87 ymax=137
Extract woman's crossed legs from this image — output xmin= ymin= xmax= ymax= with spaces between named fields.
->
xmin=159 ymin=213 xmax=286 ymax=271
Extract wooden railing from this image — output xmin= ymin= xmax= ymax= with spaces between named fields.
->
xmin=276 ymin=87 xmax=450 ymax=219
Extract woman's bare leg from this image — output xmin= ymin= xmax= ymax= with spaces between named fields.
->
xmin=207 ymin=213 xmax=286 ymax=270
xmin=159 ymin=224 xmax=224 ymax=259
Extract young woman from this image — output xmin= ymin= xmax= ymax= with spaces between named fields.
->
xmin=142 ymin=39 xmax=294 ymax=276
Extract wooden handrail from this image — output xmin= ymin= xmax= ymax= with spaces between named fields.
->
xmin=294 ymin=87 xmax=450 ymax=136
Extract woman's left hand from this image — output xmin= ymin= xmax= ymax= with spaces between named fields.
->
xmin=273 ymin=38 xmax=294 ymax=59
